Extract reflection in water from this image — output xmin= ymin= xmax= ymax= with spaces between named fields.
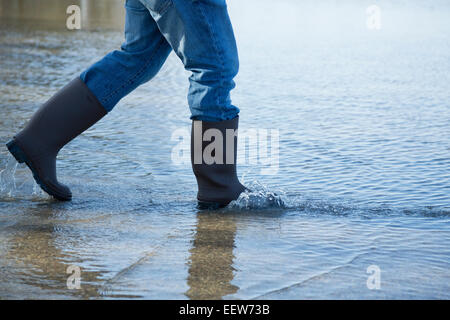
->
xmin=2 ymin=205 xmax=104 ymax=299
xmin=186 ymin=212 xmax=239 ymax=300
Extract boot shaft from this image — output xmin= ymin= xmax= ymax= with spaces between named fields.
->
xmin=191 ymin=117 xmax=245 ymax=206
xmin=15 ymin=78 xmax=107 ymax=158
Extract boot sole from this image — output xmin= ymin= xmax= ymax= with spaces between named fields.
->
xmin=197 ymin=200 xmax=227 ymax=210
xmin=6 ymin=139 xmax=72 ymax=201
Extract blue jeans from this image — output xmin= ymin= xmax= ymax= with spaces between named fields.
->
xmin=80 ymin=0 xmax=240 ymax=122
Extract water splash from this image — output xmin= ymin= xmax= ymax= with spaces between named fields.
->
xmin=228 ymin=180 xmax=286 ymax=210
xmin=229 ymin=180 xmax=450 ymax=218
xmin=0 ymin=154 xmax=45 ymax=199
xmin=0 ymin=156 xmax=19 ymax=197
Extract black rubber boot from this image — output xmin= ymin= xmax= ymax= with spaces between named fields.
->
xmin=191 ymin=116 xmax=246 ymax=209
xmin=6 ymin=77 xmax=107 ymax=201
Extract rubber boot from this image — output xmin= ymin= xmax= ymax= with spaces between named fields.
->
xmin=191 ymin=116 xmax=246 ymax=208
xmin=6 ymin=77 xmax=107 ymax=201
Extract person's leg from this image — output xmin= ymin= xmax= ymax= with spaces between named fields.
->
xmin=81 ymin=0 xmax=172 ymax=112
xmin=6 ymin=0 xmax=172 ymax=201
xmin=141 ymin=0 xmax=245 ymax=206
xmin=141 ymin=0 xmax=240 ymax=122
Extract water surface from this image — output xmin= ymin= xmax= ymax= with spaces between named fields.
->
xmin=0 ymin=0 xmax=449 ymax=299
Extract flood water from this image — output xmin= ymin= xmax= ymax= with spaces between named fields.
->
xmin=0 ymin=0 xmax=449 ymax=299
